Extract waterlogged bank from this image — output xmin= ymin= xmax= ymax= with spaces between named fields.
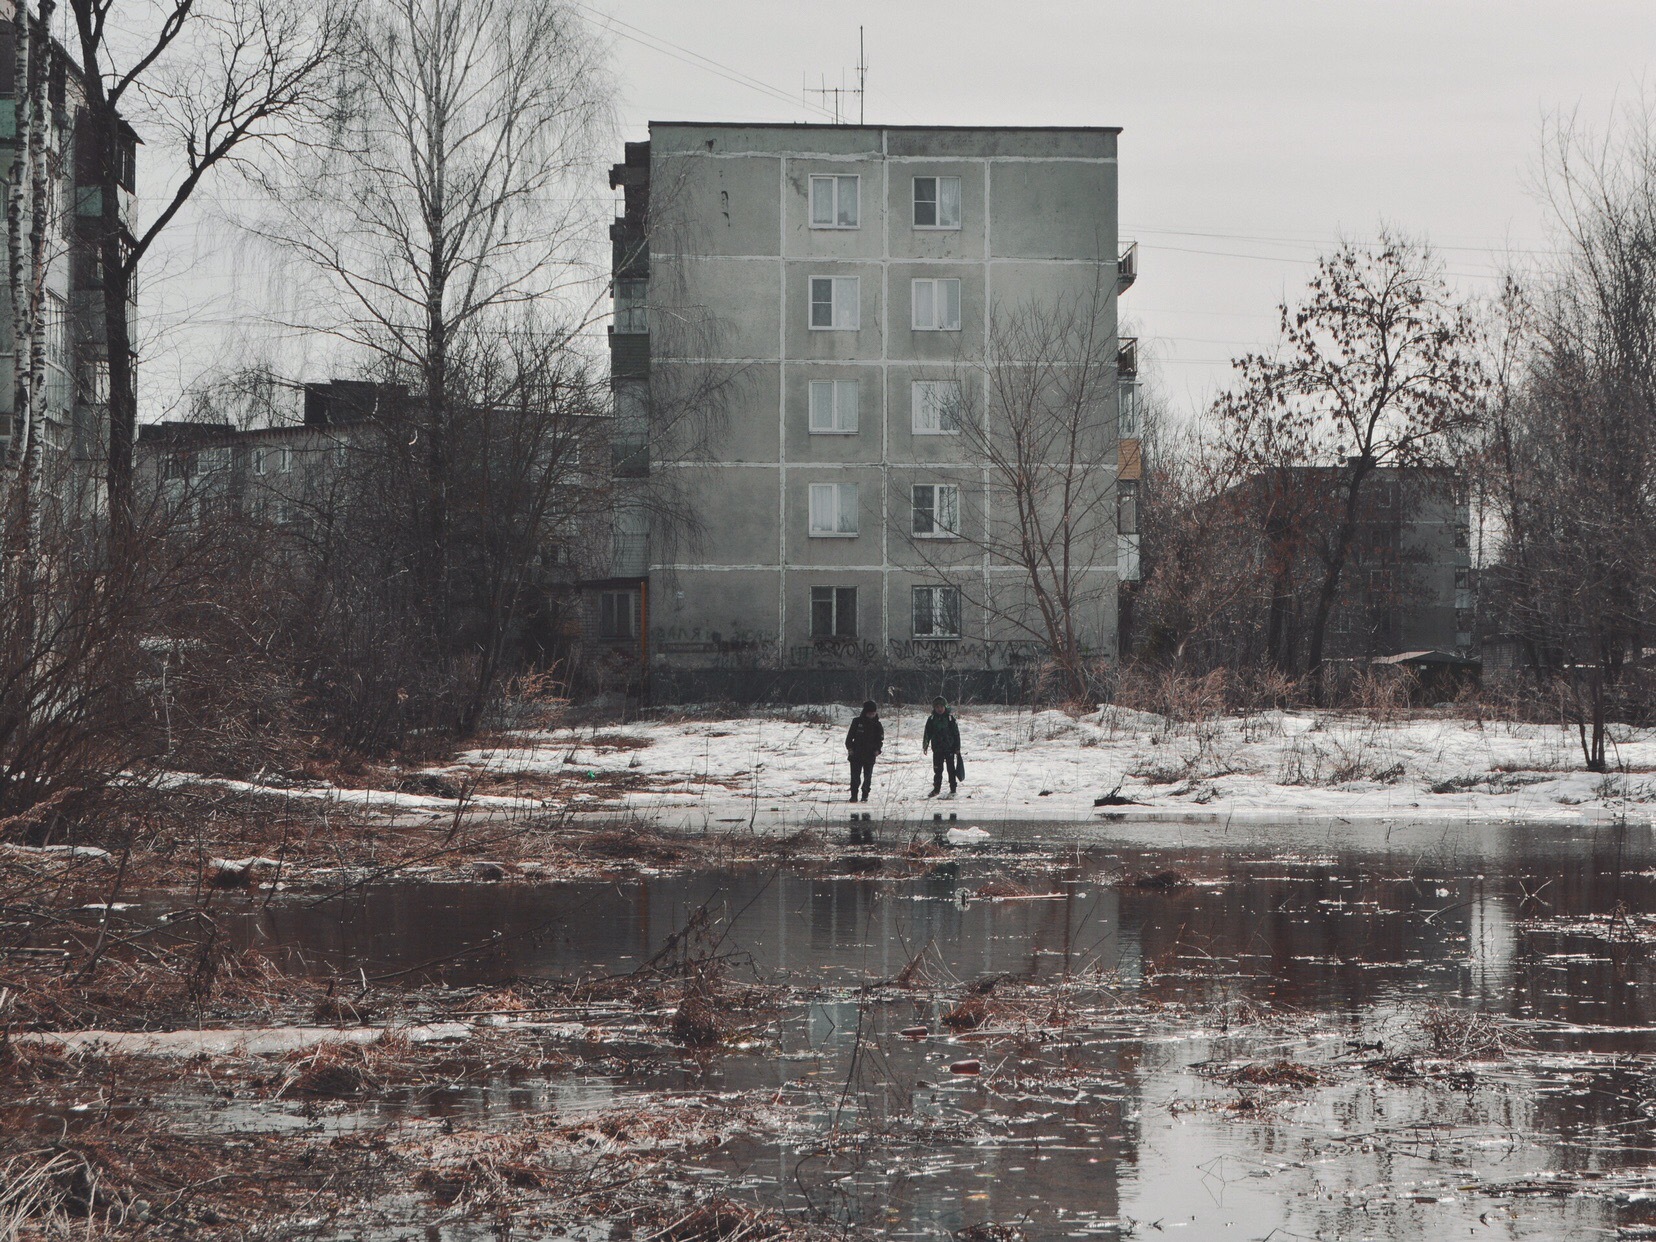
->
xmin=7 ymin=819 xmax=1656 ymax=1237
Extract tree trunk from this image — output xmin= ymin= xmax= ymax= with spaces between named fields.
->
xmin=100 ymin=123 xmax=134 ymax=550
xmin=5 ymin=0 xmax=28 ymax=491
xmin=1305 ymin=460 xmax=1372 ymax=704
xmin=21 ymin=0 xmax=51 ymax=556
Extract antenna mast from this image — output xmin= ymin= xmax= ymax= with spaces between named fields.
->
xmin=805 ymin=29 xmax=867 ymax=124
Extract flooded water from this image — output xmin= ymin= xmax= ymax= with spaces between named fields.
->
xmin=126 ymin=819 xmax=1656 ymax=1238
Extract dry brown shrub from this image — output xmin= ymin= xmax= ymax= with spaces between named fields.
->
xmin=648 ymin=1196 xmax=785 ymax=1241
xmin=1222 ymin=1060 xmax=1323 ymax=1088
xmin=670 ymin=995 xmax=724 ymax=1048
xmin=941 ymin=994 xmax=992 ymax=1032
xmin=579 ymin=825 xmax=689 ymax=865
xmin=590 ymin=732 xmax=653 ymax=750
xmin=973 ymin=879 xmax=1035 ymax=899
xmin=1417 ymin=1006 xmax=1515 ymax=1061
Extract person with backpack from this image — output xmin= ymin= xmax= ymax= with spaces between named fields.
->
xmin=922 ymin=697 xmax=963 ymax=798
xmin=844 ymin=699 xmax=884 ymax=802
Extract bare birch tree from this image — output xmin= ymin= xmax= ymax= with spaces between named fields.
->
xmin=258 ymin=0 xmax=610 ymax=629
xmin=1 ymin=0 xmax=64 ymax=573
xmin=233 ymin=0 xmax=613 ymax=737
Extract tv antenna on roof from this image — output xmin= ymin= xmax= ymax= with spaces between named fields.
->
xmin=805 ymin=27 xmax=867 ymax=124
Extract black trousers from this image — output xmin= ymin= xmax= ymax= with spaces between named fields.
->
xmin=849 ymin=756 xmax=875 ymax=799
xmin=931 ymin=751 xmax=958 ymax=792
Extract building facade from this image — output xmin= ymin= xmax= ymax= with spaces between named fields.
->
xmin=0 ymin=23 xmax=136 ymax=498
xmin=1219 ymin=464 xmax=1476 ymax=667
xmin=608 ymin=122 xmax=1134 ymax=703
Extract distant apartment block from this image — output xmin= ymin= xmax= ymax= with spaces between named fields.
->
xmin=1224 ymin=465 xmax=1476 ymax=665
xmin=606 ymin=122 xmax=1135 ymax=702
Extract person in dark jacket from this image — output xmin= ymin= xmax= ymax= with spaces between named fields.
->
xmin=921 ymin=697 xmax=962 ymax=797
xmin=845 ymin=700 xmax=884 ymax=802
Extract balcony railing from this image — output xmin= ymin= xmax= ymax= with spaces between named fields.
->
xmin=611 ymin=436 xmax=649 ymax=478
xmin=1117 ymin=241 xmax=1137 ymax=293
xmin=1117 ymin=337 xmax=1138 ymax=380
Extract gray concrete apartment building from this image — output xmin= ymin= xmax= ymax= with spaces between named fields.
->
xmin=606 ymin=122 xmax=1136 ymax=702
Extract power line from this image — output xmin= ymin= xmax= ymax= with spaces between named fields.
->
xmin=1125 ymin=223 xmax=1564 ymax=259
xmin=571 ymin=3 xmax=833 ymax=121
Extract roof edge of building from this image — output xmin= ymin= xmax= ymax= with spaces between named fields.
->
xmin=647 ymin=121 xmax=1123 ymax=134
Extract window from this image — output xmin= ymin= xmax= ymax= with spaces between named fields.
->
xmin=278 ymin=446 xmax=293 ymax=473
xmin=79 ymin=360 xmax=109 ymax=405
xmin=41 ymin=293 xmax=67 ymax=372
xmin=808 ymin=482 xmax=859 ymax=537
xmin=810 ymin=586 xmax=857 ymax=638
xmin=912 ymin=176 xmax=962 ymax=229
xmin=912 ymin=585 xmax=961 ymax=638
xmin=162 ymin=452 xmax=191 ymax=481
xmin=1117 ymin=381 xmax=1141 ymax=438
xmin=1117 ymin=480 xmax=1139 ymax=536
xmin=809 ymin=174 xmax=859 ymax=228
xmin=809 ymin=276 xmax=860 ymax=330
xmin=808 ymin=380 xmax=859 ymax=434
xmin=198 ymin=447 xmax=230 ymax=474
xmin=912 ymin=380 xmax=962 ymax=435
xmin=599 ymin=590 xmax=640 ymax=640
xmin=613 ymin=277 xmax=647 ymax=334
xmin=912 ymin=484 xmax=960 ymax=537
xmin=911 ymin=278 xmax=961 ymax=331
xmin=252 ymin=447 xmax=266 ymax=476
xmin=334 ymin=443 xmax=348 ymax=468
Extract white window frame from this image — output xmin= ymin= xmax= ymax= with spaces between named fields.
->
xmin=807 ymin=380 xmax=859 ymax=434
xmin=807 ymin=482 xmax=860 ymax=537
xmin=808 ymin=174 xmax=859 ymax=229
xmin=278 ymin=446 xmax=293 ymax=473
xmin=912 ymin=176 xmax=962 ymax=229
xmin=911 ymin=278 xmax=962 ymax=331
xmin=912 ymin=380 xmax=963 ymax=436
xmin=809 ymin=276 xmax=860 ymax=331
xmin=912 ymin=483 xmax=961 ymax=539
xmin=252 ymin=446 xmax=266 ymax=476
xmin=912 ymin=585 xmax=961 ymax=639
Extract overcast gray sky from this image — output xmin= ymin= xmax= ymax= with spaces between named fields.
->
xmin=134 ymin=1 xmax=1656 ymax=423
xmin=580 ymin=0 xmax=1656 ymax=416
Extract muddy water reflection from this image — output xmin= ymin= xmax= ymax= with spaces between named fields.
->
xmin=176 ymin=821 xmax=1656 ymax=1237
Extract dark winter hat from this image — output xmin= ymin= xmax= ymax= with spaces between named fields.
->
xmin=932 ymin=697 xmax=948 ymax=709
xmin=861 ymin=700 xmax=878 ymax=714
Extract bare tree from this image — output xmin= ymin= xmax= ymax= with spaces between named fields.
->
xmin=1479 ymin=112 xmax=1656 ymax=770
xmin=67 ymin=0 xmax=345 ymax=545
xmin=1213 ymin=231 xmax=1485 ymax=699
xmin=900 ymin=280 xmax=1120 ymax=703
xmin=258 ymin=0 xmax=610 ymax=637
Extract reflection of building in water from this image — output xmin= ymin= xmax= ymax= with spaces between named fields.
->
xmin=1464 ymin=882 xmax=1515 ymax=1002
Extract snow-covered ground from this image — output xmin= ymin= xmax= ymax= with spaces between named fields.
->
xmin=449 ymin=705 xmax=1656 ymax=829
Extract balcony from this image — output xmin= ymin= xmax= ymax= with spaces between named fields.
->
xmin=1117 ymin=241 xmax=1137 ymax=293
xmin=1117 ymin=337 xmax=1138 ymax=380
xmin=611 ymin=435 xmax=648 ymax=478
xmin=1117 ymin=379 xmax=1142 ymax=439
